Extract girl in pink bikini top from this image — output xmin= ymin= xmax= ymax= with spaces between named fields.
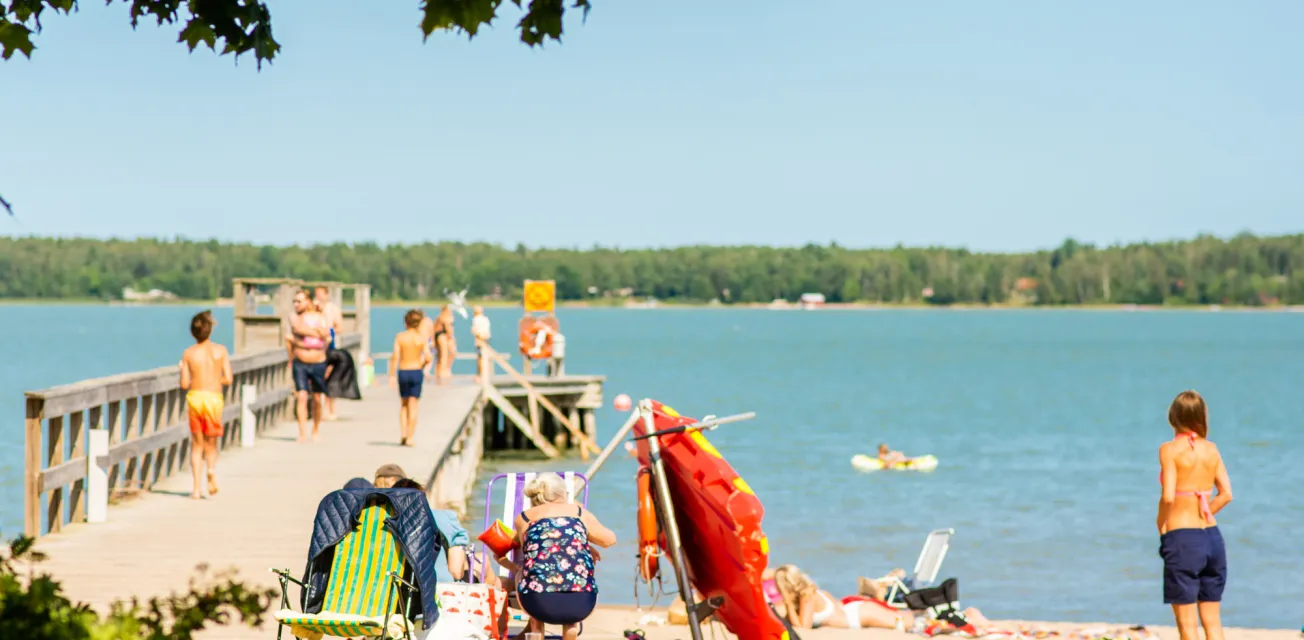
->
xmin=298 ymin=313 xmax=327 ymax=350
xmin=1158 ymin=390 xmax=1231 ymax=530
xmin=1159 ymin=432 xmax=1213 ymax=523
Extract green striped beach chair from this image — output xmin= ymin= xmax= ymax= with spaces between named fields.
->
xmin=271 ymin=499 xmax=418 ymax=640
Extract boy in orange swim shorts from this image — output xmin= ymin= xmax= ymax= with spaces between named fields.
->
xmin=180 ymin=310 xmax=232 ymax=500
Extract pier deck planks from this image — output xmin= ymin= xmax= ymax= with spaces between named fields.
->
xmin=30 ymin=380 xmax=482 ymax=639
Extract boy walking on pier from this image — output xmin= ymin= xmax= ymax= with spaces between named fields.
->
xmin=390 ymin=310 xmax=432 ymax=446
xmin=180 ymin=310 xmax=232 ymax=500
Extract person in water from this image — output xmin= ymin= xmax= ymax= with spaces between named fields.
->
xmin=286 ymin=289 xmax=332 ymax=442
xmin=878 ymin=443 xmax=907 ymax=465
xmin=389 ymin=309 xmax=432 ymax=447
xmin=771 ymin=564 xmax=914 ymax=630
xmin=1158 ymin=390 xmax=1232 ymax=640
xmin=179 ymin=310 xmax=232 ymax=500
xmin=501 ymin=472 xmax=616 ymax=640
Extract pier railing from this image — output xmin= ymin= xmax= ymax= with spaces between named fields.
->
xmin=23 ymin=333 xmax=362 ymax=539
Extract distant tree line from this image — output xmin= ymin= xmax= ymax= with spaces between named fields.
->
xmin=1 ymin=233 xmax=1302 ymax=306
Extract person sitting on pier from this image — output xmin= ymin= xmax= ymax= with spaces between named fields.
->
xmin=179 ymin=310 xmax=232 ymax=500
xmin=372 ymin=464 xmax=470 ymax=581
xmin=503 ymin=472 xmax=616 ymax=640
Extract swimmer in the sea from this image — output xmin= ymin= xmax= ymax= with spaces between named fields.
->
xmin=878 ymin=443 xmax=907 ymax=465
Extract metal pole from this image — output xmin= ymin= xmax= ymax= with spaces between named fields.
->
xmin=628 ymin=411 xmax=757 ymax=441
xmin=641 ymin=399 xmax=706 ymax=640
xmin=580 ymin=409 xmax=642 ymax=483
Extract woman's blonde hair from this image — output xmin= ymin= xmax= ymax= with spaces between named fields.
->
xmin=773 ymin=564 xmax=816 ymax=622
xmin=523 ymin=472 xmax=568 ymax=507
xmin=1168 ymin=390 xmax=1208 ymax=438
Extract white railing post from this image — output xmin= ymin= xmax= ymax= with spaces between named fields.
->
xmin=86 ymin=428 xmax=109 ymax=523
xmin=241 ymin=384 xmax=258 ymax=448
xmin=551 ymin=333 xmax=566 ymax=377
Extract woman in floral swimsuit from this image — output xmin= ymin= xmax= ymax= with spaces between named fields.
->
xmin=510 ymin=473 xmax=616 ymax=639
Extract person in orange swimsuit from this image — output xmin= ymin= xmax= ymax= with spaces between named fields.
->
xmin=180 ymin=310 xmax=232 ymax=500
xmin=1157 ymin=390 xmax=1233 ymax=640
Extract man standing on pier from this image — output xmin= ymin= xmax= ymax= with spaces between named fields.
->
xmin=286 ymin=289 xmax=332 ymax=442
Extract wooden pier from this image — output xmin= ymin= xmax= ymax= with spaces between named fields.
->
xmin=18 ymin=278 xmax=603 ymax=637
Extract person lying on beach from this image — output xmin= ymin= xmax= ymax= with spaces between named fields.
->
xmin=772 ymin=564 xmax=914 ymax=631
xmin=857 ymin=569 xmax=907 ymax=600
xmin=878 ymin=443 xmax=907 ymax=465
xmin=853 ymin=570 xmax=994 ymax=633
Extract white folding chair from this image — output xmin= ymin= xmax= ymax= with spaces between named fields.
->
xmin=886 ymin=528 xmax=954 ymax=608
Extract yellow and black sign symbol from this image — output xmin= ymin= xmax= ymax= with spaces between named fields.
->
xmin=523 ymin=280 xmax=556 ymax=313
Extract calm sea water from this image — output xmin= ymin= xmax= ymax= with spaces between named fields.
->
xmin=2 ymin=305 xmax=1301 ymax=628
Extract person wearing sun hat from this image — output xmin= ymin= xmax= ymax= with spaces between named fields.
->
xmin=373 ymin=463 xmax=406 ymax=488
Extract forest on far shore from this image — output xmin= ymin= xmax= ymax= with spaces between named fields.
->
xmin=1 ymin=233 xmax=1302 ymax=306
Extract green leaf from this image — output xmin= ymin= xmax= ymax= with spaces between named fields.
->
xmin=0 ymin=21 xmax=36 ymax=60
xmin=419 ymin=0 xmax=504 ymax=40
xmin=177 ymin=18 xmax=216 ymax=52
xmin=518 ymin=0 xmax=565 ymax=46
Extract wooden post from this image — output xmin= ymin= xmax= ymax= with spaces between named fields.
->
xmin=233 ymin=279 xmax=250 ymax=354
xmin=46 ymin=415 xmax=65 ymax=534
xmin=241 ymin=384 xmax=258 ymax=447
xmin=356 ymin=284 xmax=372 ymax=357
xmin=68 ymin=409 xmax=85 ymax=524
xmin=582 ymin=409 xmax=597 ymax=443
xmin=569 ymin=406 xmax=582 ymax=454
xmin=485 ymin=348 xmax=601 ymax=456
xmin=106 ymin=401 xmax=122 ymax=492
xmin=528 ymin=394 xmax=541 ymax=440
xmin=25 ymin=397 xmax=44 ymax=537
xmin=551 ymin=333 xmax=566 ymax=377
xmin=86 ymin=428 xmax=109 ymax=524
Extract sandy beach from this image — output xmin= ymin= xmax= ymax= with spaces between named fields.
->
xmin=568 ymin=606 xmax=1298 ymax=640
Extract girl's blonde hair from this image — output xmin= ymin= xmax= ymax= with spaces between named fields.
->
xmin=773 ymin=564 xmax=816 ymax=622
xmin=523 ymin=472 xmax=568 ymax=507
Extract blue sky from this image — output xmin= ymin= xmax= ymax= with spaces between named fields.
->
xmin=1 ymin=1 xmax=1301 ymax=251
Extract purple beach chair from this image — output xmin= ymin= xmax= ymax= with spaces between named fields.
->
xmin=476 ymin=472 xmax=590 ymax=639
xmin=478 ymin=471 xmax=590 ymax=583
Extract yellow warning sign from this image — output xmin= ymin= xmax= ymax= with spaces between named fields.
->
xmin=523 ymin=280 xmax=556 ymax=313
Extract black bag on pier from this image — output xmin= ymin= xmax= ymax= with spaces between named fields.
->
xmin=325 ymin=348 xmax=361 ymax=400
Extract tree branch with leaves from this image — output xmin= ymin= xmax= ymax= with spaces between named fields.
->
xmin=0 ymin=0 xmax=591 ymax=63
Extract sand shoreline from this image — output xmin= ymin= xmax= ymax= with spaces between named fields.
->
xmin=577 ymin=605 xmax=1299 ymax=639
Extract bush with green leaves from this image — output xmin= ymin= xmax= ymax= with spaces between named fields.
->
xmin=0 ymin=535 xmax=277 ymax=640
